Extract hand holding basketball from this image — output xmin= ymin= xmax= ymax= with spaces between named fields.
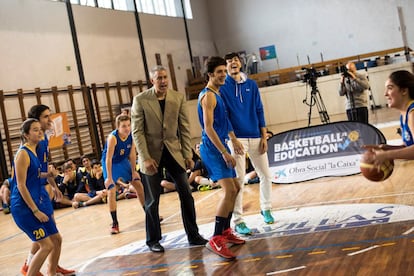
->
xmin=360 ymin=150 xmax=394 ymax=182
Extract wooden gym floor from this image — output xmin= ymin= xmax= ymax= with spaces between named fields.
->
xmin=2 ymin=107 xmax=414 ymax=275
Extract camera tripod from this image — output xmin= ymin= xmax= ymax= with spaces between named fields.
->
xmin=303 ymin=80 xmax=330 ymax=127
xmin=363 ymin=62 xmax=381 ymax=111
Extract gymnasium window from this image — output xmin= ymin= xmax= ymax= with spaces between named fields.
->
xmin=61 ymin=0 xmax=193 ymax=19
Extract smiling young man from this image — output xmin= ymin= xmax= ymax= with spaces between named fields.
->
xmin=220 ymin=52 xmax=275 ymax=236
xmin=198 ymin=56 xmax=245 ymax=260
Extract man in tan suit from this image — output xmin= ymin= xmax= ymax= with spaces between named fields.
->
xmin=131 ymin=65 xmax=207 ymax=253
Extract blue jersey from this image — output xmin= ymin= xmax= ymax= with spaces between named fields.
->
xmin=197 ymin=88 xmax=236 ymax=181
xmin=101 ymin=130 xmax=134 ymax=182
xmin=197 ymin=88 xmax=232 ymax=147
xmin=101 ymin=130 xmax=133 ymax=164
xmin=37 ymin=133 xmax=49 ymax=173
xmin=400 ymin=101 xmax=414 ymax=146
xmin=10 ymin=146 xmax=53 ymax=215
xmin=37 ymin=133 xmax=49 ymax=185
xmin=10 ymin=145 xmax=57 ymax=241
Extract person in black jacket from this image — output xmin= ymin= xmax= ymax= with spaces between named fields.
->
xmin=71 ymin=159 xmax=107 ymax=208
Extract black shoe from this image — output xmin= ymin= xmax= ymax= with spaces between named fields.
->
xmin=148 ymin=243 xmax=165 ymax=253
xmin=189 ymin=235 xmax=208 ymax=246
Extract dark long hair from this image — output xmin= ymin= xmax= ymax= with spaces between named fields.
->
xmin=20 ymin=118 xmax=39 ymax=144
xmin=388 ymin=70 xmax=414 ymax=99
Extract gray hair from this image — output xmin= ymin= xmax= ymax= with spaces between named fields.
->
xmin=150 ymin=65 xmax=168 ymax=79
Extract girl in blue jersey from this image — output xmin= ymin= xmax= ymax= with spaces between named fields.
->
xmin=198 ymin=56 xmax=245 ymax=260
xmin=11 ymin=118 xmax=60 ymax=276
xmin=21 ymin=104 xmax=74 ymax=276
xmin=364 ymin=70 xmax=414 ymax=164
xmin=102 ymin=114 xmax=144 ymax=234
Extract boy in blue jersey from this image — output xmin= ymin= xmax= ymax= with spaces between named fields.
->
xmin=102 ymin=114 xmax=145 ymax=234
xmin=198 ymin=56 xmax=245 ymax=260
xmin=220 ymin=52 xmax=275 ymax=235
xmin=20 ymin=105 xmax=74 ymax=276
xmin=11 ymin=119 xmax=61 ymax=276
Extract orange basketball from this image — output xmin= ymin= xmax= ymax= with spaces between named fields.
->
xmin=359 ymin=151 xmax=394 ymax=182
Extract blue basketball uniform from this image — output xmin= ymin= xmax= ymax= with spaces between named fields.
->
xmin=10 ymin=146 xmax=58 ymax=242
xmin=37 ymin=133 xmax=49 ymax=185
xmin=197 ymin=88 xmax=236 ymax=182
xmin=400 ymin=101 xmax=414 ymax=146
xmin=37 ymin=133 xmax=54 ymax=212
xmin=102 ymin=130 xmax=134 ymax=183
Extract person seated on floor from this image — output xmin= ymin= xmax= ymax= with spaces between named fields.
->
xmin=55 ymin=161 xmax=82 ymax=208
xmin=65 ymin=158 xmax=78 ymax=171
xmin=120 ymin=107 xmax=130 ymax=117
xmin=116 ymin=178 xmax=137 ymax=200
xmin=49 ymin=162 xmax=64 ymax=184
xmin=78 ymin=155 xmax=93 ymax=179
xmin=188 ymin=143 xmax=219 ymax=191
xmin=0 ymin=178 xmax=11 ymax=214
xmin=46 ymin=163 xmax=72 ymax=209
xmin=160 ymin=168 xmax=176 ymax=193
xmin=72 ymin=159 xmax=107 ymax=208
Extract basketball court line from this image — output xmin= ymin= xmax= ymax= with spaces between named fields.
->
xmin=77 ymin=202 xmax=414 ymax=274
xmin=36 ymin=190 xmax=413 ymax=273
xmin=78 ymin=225 xmax=414 ymax=275
xmin=160 ymin=187 xmax=221 ymax=224
xmin=373 ymin=120 xmax=400 ymax=129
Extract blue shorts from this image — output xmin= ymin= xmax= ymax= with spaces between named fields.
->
xmin=200 ymin=142 xmax=236 ymax=182
xmin=103 ymin=158 xmax=132 ymax=183
xmin=11 ymin=208 xmax=58 ymax=242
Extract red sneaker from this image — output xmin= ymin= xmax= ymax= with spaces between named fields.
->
xmin=56 ymin=265 xmax=76 ymax=276
xmin=223 ymin=228 xmax=246 ymax=246
xmin=21 ymin=260 xmax=44 ymax=276
xmin=111 ymin=224 xmax=120 ymax=235
xmin=206 ymin=235 xmax=236 ymax=260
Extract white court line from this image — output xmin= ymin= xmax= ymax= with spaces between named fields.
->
xmin=374 ymin=120 xmax=400 ymax=129
xmin=347 ymin=245 xmax=380 ymax=256
xmin=161 ymin=188 xmax=222 ymax=223
xmin=403 ymin=226 xmax=414 ymax=235
xmin=267 ymin=191 xmax=414 ymax=213
xmin=266 ymin=265 xmax=306 ymax=275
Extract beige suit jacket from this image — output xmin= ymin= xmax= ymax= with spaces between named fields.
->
xmin=131 ymin=87 xmax=192 ymax=175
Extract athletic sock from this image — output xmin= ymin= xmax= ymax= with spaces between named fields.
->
xmin=213 ymin=216 xmax=227 ymax=236
xmin=110 ymin=211 xmax=118 ymax=226
xmin=26 ymin=252 xmax=34 ymax=266
xmin=225 ymin=212 xmax=233 ymax=230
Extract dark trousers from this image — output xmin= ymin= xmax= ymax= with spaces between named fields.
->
xmin=141 ymin=147 xmax=199 ymax=246
xmin=346 ymin=107 xmax=368 ymax=124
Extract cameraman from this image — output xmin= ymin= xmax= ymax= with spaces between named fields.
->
xmin=338 ymin=61 xmax=370 ymax=123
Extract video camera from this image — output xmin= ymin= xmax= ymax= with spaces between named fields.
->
xmin=340 ymin=65 xmax=351 ymax=78
xmin=302 ymin=67 xmax=321 ymax=88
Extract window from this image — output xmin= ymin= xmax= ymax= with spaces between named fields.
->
xmin=66 ymin=0 xmax=193 ymax=19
